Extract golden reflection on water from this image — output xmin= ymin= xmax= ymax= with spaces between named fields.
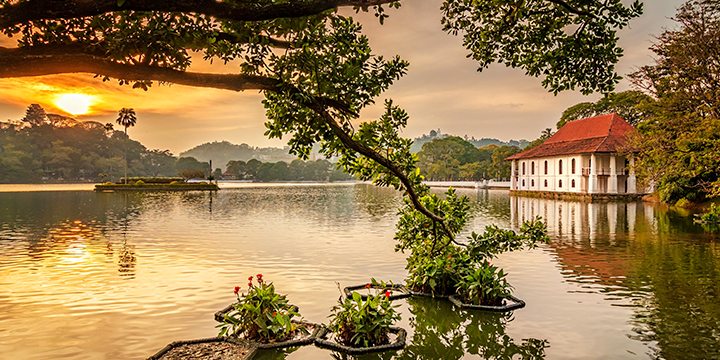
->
xmin=0 ymin=186 xmax=718 ymax=360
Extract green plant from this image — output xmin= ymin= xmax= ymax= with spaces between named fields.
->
xmin=217 ymin=275 xmax=303 ymax=341
xmin=456 ymin=263 xmax=512 ymax=306
xmin=328 ymin=291 xmax=401 ymax=347
xmin=701 ymin=203 xmax=720 ymax=222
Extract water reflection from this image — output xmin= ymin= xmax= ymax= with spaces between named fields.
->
xmin=1 ymin=186 xmax=719 ymax=359
xmin=510 ymin=196 xmax=720 ymax=359
xmin=399 ymin=297 xmax=547 ymax=360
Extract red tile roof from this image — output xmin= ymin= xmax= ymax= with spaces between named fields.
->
xmin=506 ymin=113 xmax=634 ymax=160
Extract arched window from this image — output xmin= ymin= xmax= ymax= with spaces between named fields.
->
xmin=544 ymin=160 xmax=548 ymax=174
xmin=522 ymin=179 xmax=525 ymax=186
xmin=571 ymin=158 xmax=576 ymax=174
xmin=531 ymin=179 xmax=535 ymax=187
xmin=544 ymin=179 xmax=548 ymax=187
xmin=559 ymin=159 xmax=563 ymax=175
xmin=522 ymin=162 xmax=526 ymax=175
xmin=531 ymin=161 xmax=535 ymax=175
xmin=571 ymin=179 xmax=576 ymax=188
xmin=559 ymin=179 xmax=563 ymax=188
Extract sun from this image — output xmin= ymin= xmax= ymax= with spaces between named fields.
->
xmin=55 ymin=94 xmax=95 ymax=116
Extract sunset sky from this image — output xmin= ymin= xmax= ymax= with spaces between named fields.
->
xmin=0 ymin=1 xmax=686 ymax=155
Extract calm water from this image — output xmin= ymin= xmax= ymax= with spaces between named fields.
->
xmin=0 ymin=184 xmax=718 ymax=360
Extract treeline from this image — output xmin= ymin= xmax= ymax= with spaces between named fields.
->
xmin=417 ymin=136 xmax=520 ymax=181
xmin=0 ymin=104 xmax=353 ymax=183
xmin=0 ymin=106 xmax=180 ymax=183
xmin=225 ymin=159 xmax=352 ymax=182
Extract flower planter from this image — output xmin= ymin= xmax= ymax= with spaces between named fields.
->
xmin=343 ymin=283 xmax=411 ymax=301
xmin=314 ymin=326 xmax=407 ymax=355
xmin=147 ymin=337 xmax=257 ymax=360
xmin=406 ymin=288 xmax=453 ymax=299
xmin=230 ymin=320 xmax=322 ymax=350
xmin=448 ymin=294 xmax=526 ymax=312
xmin=214 ymin=304 xmax=299 ymax=323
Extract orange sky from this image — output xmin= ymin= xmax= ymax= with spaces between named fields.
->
xmin=0 ymin=1 xmax=686 ymax=154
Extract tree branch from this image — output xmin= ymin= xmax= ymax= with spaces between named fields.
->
xmin=0 ymin=46 xmax=282 ymax=92
xmin=302 ymin=99 xmax=456 ymax=241
xmin=545 ymin=0 xmax=595 ymax=17
xmin=0 ymin=0 xmax=397 ymax=29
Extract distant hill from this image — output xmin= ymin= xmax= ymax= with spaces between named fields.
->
xmin=180 ymin=141 xmax=300 ymax=170
xmin=410 ymin=129 xmax=529 ymax=153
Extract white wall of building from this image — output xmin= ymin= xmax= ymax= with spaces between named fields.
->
xmin=511 ymin=154 xmax=635 ymax=194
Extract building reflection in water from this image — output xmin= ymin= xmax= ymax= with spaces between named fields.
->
xmin=509 ymin=196 xmax=660 ymax=243
xmin=509 ymin=195 xmax=720 ymax=360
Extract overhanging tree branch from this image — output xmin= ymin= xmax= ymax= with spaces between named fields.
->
xmin=0 ymin=46 xmax=282 ymax=92
xmin=0 ymin=0 xmax=397 ymax=29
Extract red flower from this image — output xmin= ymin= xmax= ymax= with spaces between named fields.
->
xmin=273 ymin=312 xmax=277 ymax=316
xmin=365 ymin=284 xmax=371 ymax=289
xmin=257 ymin=274 xmax=263 ymax=282
xmin=503 ymin=278 xmax=506 ymax=282
xmin=248 ymin=276 xmax=253 ymax=281
xmin=234 ymin=286 xmax=240 ymax=294
xmin=447 ymin=254 xmax=451 ymax=258
xmin=385 ymin=291 xmax=391 ymax=298
xmin=248 ymin=282 xmax=253 ymax=288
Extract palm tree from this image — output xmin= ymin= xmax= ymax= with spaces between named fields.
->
xmin=116 ymin=108 xmax=137 ymax=184
xmin=116 ymin=108 xmax=137 ymax=135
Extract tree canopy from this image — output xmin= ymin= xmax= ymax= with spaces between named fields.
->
xmin=628 ymin=0 xmax=720 ymax=204
xmin=0 ymin=0 xmax=643 ymax=239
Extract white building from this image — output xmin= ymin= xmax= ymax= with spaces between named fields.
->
xmin=506 ymin=114 xmax=640 ymax=195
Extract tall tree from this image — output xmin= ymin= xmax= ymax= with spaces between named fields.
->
xmin=116 ymin=108 xmax=137 ymax=136
xmin=116 ymin=107 xmax=137 ymax=183
xmin=629 ymin=0 xmax=720 ymax=204
xmin=22 ymin=104 xmax=48 ymax=126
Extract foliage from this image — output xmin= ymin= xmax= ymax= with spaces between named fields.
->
xmin=417 ymin=137 xmax=517 ymax=181
xmin=557 ymin=90 xmax=654 ymax=129
xmin=441 ymin=0 xmax=642 ymax=95
xmin=116 ymin=108 xmax=137 ymax=134
xmin=218 ymin=275 xmax=303 ymax=341
xmin=328 ymin=291 xmax=401 ymax=347
xmin=178 ymin=168 xmax=205 ymax=180
xmin=700 ymin=204 xmax=720 ymax=222
xmin=628 ymin=0 xmax=720 ymax=204
xmin=398 ymin=191 xmax=549 ymax=297
xmin=456 ymin=263 xmax=512 ymax=306
xmin=0 ymin=104 xmax=177 ymax=183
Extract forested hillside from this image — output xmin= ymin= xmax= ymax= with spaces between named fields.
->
xmin=0 ymin=104 xmax=177 ymax=183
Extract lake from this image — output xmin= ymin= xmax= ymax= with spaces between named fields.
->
xmin=0 ymin=183 xmax=718 ymax=359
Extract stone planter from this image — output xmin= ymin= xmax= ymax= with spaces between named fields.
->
xmin=406 ymin=288 xmax=453 ymax=299
xmin=314 ymin=326 xmax=407 ymax=355
xmin=147 ymin=337 xmax=257 ymax=360
xmin=448 ymin=294 xmax=526 ymax=312
xmin=343 ymin=283 xmax=411 ymax=301
xmin=231 ymin=320 xmax=322 ymax=350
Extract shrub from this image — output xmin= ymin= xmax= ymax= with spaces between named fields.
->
xmin=135 ymin=180 xmax=145 ymax=185
xmin=217 ymin=275 xmax=303 ymax=341
xmin=701 ymin=203 xmax=720 ymax=222
xmin=169 ymin=181 xmax=180 ymax=185
xmin=455 ymin=262 xmax=512 ymax=306
xmin=328 ymin=291 xmax=400 ymax=347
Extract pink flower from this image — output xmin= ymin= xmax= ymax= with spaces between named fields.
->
xmin=234 ymin=286 xmax=240 ymax=294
